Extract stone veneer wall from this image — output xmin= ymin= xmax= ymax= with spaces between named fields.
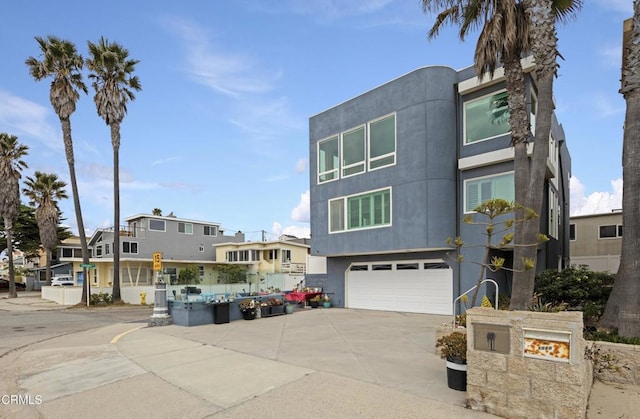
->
xmin=465 ymin=308 xmax=592 ymax=419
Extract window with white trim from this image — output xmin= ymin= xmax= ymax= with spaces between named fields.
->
xmin=317 ymin=113 xmax=396 ymax=184
xmin=178 ymin=222 xmax=193 ymax=234
xmin=282 ymin=250 xmax=291 ymax=263
xmin=464 ymin=90 xmax=510 ymax=144
xmin=318 ymin=135 xmax=339 ymax=183
xmin=599 ymin=224 xmax=622 ymax=239
xmin=464 ymin=172 xmax=514 ymax=212
xmin=149 ymin=219 xmax=165 ymax=231
xmin=122 ymin=241 xmax=138 ymax=254
xmin=548 ymin=189 xmax=559 ymax=239
xmin=329 ymin=188 xmax=391 ymax=233
xmin=530 ymin=90 xmax=538 ymax=136
xmin=203 ymin=225 xmax=218 ymax=236
xmin=342 ymin=126 xmax=365 ymax=177
xmin=369 ymin=114 xmax=396 ymax=170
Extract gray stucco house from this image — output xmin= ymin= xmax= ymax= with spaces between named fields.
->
xmin=308 ymin=59 xmax=571 ymax=315
xmin=87 ymin=213 xmax=245 ymax=287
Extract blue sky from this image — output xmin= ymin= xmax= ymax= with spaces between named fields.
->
xmin=0 ymin=0 xmax=631 ymax=241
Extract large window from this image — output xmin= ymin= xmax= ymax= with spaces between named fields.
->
xmin=318 ymin=136 xmax=339 ymax=183
xmin=178 ymin=222 xmax=193 ymax=234
xmin=149 ymin=219 xmax=165 ymax=231
xmin=317 ymin=114 xmax=396 ymax=184
xmin=203 ymin=225 xmax=218 ymax=236
xmin=329 ymin=188 xmax=391 ymax=233
xmin=599 ymin=225 xmax=623 ymax=239
xmin=369 ymin=114 xmax=396 ymax=169
xmin=464 ymin=90 xmax=510 ymax=144
xmin=464 ymin=172 xmax=514 ymax=212
xmin=122 ymin=241 xmax=138 ymax=254
xmin=342 ymin=126 xmax=365 ymax=177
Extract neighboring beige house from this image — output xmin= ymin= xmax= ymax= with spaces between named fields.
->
xmin=570 ymin=210 xmax=622 ymax=273
xmin=214 ymin=239 xmax=309 ymax=276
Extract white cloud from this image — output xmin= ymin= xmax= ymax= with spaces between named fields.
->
xmin=164 ymin=18 xmax=279 ymax=98
xmin=271 ymin=221 xmax=310 ymax=239
xmin=0 ymin=90 xmax=59 ymax=150
xmin=295 ymin=158 xmax=308 ymax=173
xmin=247 ymin=0 xmax=396 ymax=20
xmin=570 ymin=176 xmax=622 ymax=216
xmin=291 ymin=190 xmax=310 ymax=222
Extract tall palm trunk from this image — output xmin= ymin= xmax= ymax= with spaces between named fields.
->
xmin=61 ymin=117 xmax=90 ymax=302
xmin=4 ymin=220 xmax=17 ymax=298
xmin=600 ymin=2 xmax=640 ymax=337
xmin=510 ymin=0 xmax=557 ymax=310
xmin=45 ymin=250 xmax=52 ymax=286
xmin=111 ymin=122 xmax=121 ymax=302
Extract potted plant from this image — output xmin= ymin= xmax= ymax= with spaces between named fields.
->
xmin=238 ymin=299 xmax=258 ymax=320
xmin=436 ymin=331 xmax=467 ymax=391
xmin=322 ymin=294 xmax=331 ymax=308
xmin=309 ymin=295 xmax=321 ymax=308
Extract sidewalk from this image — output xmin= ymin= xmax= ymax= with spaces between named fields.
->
xmin=1 ymin=296 xmax=638 ymax=418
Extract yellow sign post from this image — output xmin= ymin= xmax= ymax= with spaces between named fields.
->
xmin=153 ymin=252 xmax=162 ymax=272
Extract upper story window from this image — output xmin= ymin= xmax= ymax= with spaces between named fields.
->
xmin=105 ymin=243 xmax=111 ymax=255
xmin=548 ymin=189 xmax=559 ymax=239
xmin=281 ymin=249 xmax=292 ymax=263
xmin=329 ymin=188 xmax=391 ymax=233
xmin=251 ymin=250 xmax=260 ymax=261
xmin=530 ymin=90 xmax=538 ymax=136
xmin=464 ymin=172 xmax=514 ymax=213
xmin=61 ymin=248 xmax=73 ymax=258
xmin=122 ymin=241 xmax=138 ymax=254
xmin=203 ymin=225 xmax=218 ymax=236
xmin=549 ymin=133 xmax=559 ymax=167
xmin=178 ymin=222 xmax=193 ymax=234
xmin=342 ymin=126 xmax=365 ymax=177
xmin=369 ymin=114 xmax=396 ymax=170
xmin=318 ymin=135 xmax=339 ymax=183
xmin=149 ymin=219 xmax=165 ymax=232
xmin=317 ymin=113 xmax=396 ymax=184
xmin=599 ymin=224 xmax=622 ymax=239
xmin=464 ymin=90 xmax=510 ymax=144
xmin=569 ymin=224 xmax=576 ymax=241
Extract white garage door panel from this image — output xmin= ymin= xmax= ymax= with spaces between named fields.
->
xmin=347 ymin=264 xmax=452 ymax=315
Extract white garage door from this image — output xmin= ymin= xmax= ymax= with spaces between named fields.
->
xmin=346 ymin=261 xmax=453 ymax=315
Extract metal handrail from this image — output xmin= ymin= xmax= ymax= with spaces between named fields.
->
xmin=452 ymin=279 xmax=499 ymax=327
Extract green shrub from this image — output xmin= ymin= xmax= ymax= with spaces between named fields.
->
xmin=90 ymin=292 xmax=113 ymax=305
xmin=585 ymin=329 xmax=640 ymax=345
xmin=534 ymin=266 xmax=614 ymax=327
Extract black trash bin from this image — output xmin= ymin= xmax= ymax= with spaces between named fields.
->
xmin=213 ymin=302 xmax=230 ymax=324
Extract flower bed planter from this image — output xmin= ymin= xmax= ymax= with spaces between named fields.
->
xmin=169 ymin=301 xmax=214 ymax=326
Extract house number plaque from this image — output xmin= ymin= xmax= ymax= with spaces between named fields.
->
xmin=472 ymin=323 xmax=510 ymax=354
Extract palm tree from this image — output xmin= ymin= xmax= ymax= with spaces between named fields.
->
xmin=86 ymin=37 xmax=141 ymax=303
xmin=0 ymin=133 xmax=29 ymax=298
xmin=510 ymin=0 xmax=582 ymax=309
xmin=26 ymin=36 xmax=92 ymax=304
xmin=152 ymin=208 xmax=162 ymax=216
xmin=600 ymin=5 xmax=640 ymax=338
xmin=422 ymin=0 xmax=581 ymax=309
xmin=23 ymin=172 xmax=68 ymax=286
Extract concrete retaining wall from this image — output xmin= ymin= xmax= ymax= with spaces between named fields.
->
xmin=589 ymin=340 xmax=640 ymax=385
